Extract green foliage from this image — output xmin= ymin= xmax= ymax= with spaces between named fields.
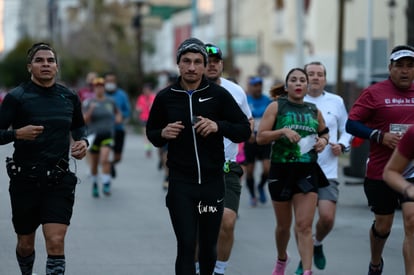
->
xmin=57 ymin=53 xmax=92 ymax=86
xmin=0 ymin=38 xmax=36 ymax=88
xmin=0 ymin=0 xmax=156 ymax=95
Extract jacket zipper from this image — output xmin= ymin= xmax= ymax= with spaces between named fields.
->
xmin=174 ymin=89 xmax=203 ymax=184
xmin=188 ymin=92 xmax=202 ymax=184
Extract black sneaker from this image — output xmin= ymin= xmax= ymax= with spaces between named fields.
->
xmin=368 ymin=258 xmax=383 ymax=275
xmin=258 ymin=185 xmax=267 ymax=203
xmin=313 ymin=244 xmax=326 ymax=269
xmin=92 ymin=183 xmax=99 ymax=198
xmin=295 ymin=261 xmax=303 ymax=274
xmin=214 ymin=273 xmax=224 ymax=275
xmin=103 ymin=182 xmax=111 ymax=196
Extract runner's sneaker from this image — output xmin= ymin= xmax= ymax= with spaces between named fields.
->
xmin=368 ymin=258 xmax=383 ymax=275
xmin=272 ymin=254 xmax=289 ymax=275
xmin=92 ymin=183 xmax=99 ymax=198
xmin=214 ymin=273 xmax=224 ymax=275
xmin=103 ymin=182 xmax=111 ymax=196
xmin=295 ymin=261 xmax=303 ymax=274
xmin=313 ymin=244 xmax=326 ymax=269
xmin=302 ymin=271 xmax=313 ymax=275
xmin=258 ymin=185 xmax=267 ymax=203
xmin=250 ymin=197 xmax=257 ymax=207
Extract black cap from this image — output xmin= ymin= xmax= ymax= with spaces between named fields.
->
xmin=176 ymin=37 xmax=208 ymax=65
xmin=27 ymin=42 xmax=56 ymax=64
xmin=205 ymin=43 xmax=223 ymax=60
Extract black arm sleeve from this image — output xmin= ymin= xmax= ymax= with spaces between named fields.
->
xmin=345 ymin=119 xmax=373 ymax=139
xmin=146 ymin=95 xmax=168 ymax=147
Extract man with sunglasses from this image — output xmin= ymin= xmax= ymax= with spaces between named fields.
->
xmin=0 ymin=42 xmax=88 ymax=275
xmin=146 ymin=37 xmax=251 ymax=275
xmin=203 ymin=43 xmax=253 ymax=275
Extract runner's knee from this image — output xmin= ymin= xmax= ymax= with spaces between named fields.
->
xmin=371 ymin=220 xmax=390 ymax=239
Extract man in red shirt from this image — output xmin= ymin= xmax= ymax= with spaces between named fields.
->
xmin=383 ymin=125 xmax=414 ymax=275
xmin=346 ymin=45 xmax=414 ymax=275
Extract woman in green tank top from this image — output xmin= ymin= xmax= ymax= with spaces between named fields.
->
xmin=256 ymin=68 xmax=329 ymax=275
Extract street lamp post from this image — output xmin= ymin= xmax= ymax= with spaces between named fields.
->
xmin=131 ymin=0 xmax=147 ymax=93
xmin=388 ymin=0 xmax=397 ymax=50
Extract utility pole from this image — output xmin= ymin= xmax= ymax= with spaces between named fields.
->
xmin=225 ymin=0 xmax=235 ymax=79
xmin=407 ymin=0 xmax=414 ymax=45
xmin=336 ymin=0 xmax=345 ymax=97
xmin=295 ymin=0 xmax=305 ymax=67
xmin=132 ymin=0 xmax=145 ymax=93
xmin=48 ymin=0 xmax=59 ymax=45
xmin=387 ymin=0 xmax=396 ymax=50
xmin=364 ymin=0 xmax=373 ymax=88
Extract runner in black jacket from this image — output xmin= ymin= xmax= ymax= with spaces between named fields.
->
xmin=0 ymin=43 xmax=88 ymax=275
xmin=146 ymin=37 xmax=251 ymax=275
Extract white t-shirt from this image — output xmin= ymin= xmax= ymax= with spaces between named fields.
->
xmin=220 ymin=77 xmax=252 ymax=161
xmin=305 ymin=91 xmax=352 ymax=179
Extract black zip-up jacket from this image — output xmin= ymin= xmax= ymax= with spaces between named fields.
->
xmin=146 ymin=76 xmax=251 ymax=184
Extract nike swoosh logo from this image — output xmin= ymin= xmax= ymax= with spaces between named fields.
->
xmin=217 ymin=198 xmax=224 ymax=203
xmin=199 ymin=97 xmax=213 ymax=102
xmin=268 ymin=179 xmax=279 ymax=183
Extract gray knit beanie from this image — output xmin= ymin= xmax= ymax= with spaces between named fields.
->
xmin=176 ymin=37 xmax=208 ymax=65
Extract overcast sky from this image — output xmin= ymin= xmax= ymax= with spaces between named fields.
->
xmin=1 ymin=0 xmax=20 ymax=54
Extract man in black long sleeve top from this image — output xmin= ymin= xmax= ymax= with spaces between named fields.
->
xmin=146 ymin=37 xmax=251 ymax=275
xmin=0 ymin=42 xmax=88 ymax=275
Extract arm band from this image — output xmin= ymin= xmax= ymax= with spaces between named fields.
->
xmin=318 ymin=127 xmax=329 ymax=136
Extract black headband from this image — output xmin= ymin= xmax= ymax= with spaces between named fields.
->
xmin=27 ymin=43 xmax=56 ymax=63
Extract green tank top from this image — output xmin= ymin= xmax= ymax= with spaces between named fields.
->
xmin=271 ymin=97 xmax=319 ymax=163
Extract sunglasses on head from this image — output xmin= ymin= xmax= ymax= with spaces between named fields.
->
xmin=206 ymin=46 xmax=220 ymax=55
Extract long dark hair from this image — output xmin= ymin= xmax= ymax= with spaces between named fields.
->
xmin=284 ymin=67 xmax=309 ymax=86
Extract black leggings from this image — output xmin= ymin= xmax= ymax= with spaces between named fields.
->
xmin=166 ymin=180 xmax=224 ymax=275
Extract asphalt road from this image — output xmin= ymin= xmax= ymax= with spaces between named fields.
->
xmin=0 ymin=130 xmax=406 ymax=275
